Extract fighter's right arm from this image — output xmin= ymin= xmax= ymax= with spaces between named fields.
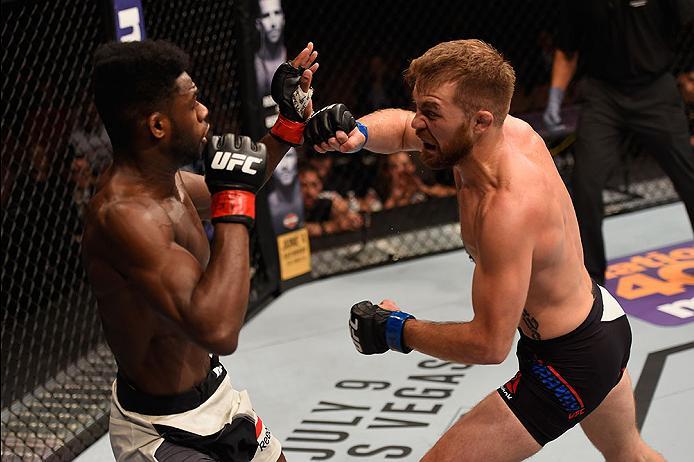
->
xmin=306 ymin=106 xmax=422 ymax=154
xmin=357 ymin=109 xmax=422 ymax=154
xmin=550 ymin=0 xmax=579 ymax=93
xmin=549 ymin=49 xmax=578 ymax=92
xmin=99 ymin=201 xmax=250 ymax=355
xmin=543 ymin=49 xmax=578 ymax=130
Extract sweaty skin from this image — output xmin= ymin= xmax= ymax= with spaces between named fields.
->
xmin=82 ymin=168 xmax=226 ymax=394
xmin=411 ymin=114 xmax=593 ymax=363
xmin=449 ymin=115 xmax=593 ymax=344
xmin=315 ymin=47 xmax=662 ymax=460
xmin=81 ymin=100 xmax=291 ymax=396
xmin=316 ymin=85 xmax=593 ymax=365
xmin=82 ymin=46 xmax=317 ymax=397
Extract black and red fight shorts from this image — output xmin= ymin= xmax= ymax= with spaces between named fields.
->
xmin=497 ymin=281 xmax=632 ymax=445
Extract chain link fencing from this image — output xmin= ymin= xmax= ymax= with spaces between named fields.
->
xmin=0 ymin=0 xmax=260 ymax=459
xmin=278 ymin=0 xmax=693 ymax=277
xmin=2 ymin=1 xmax=114 ymax=459
xmin=1 ymin=0 xmax=692 ymax=460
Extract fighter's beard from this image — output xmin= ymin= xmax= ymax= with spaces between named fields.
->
xmin=170 ymin=124 xmax=203 ymax=166
xmin=422 ymin=125 xmax=473 ymax=170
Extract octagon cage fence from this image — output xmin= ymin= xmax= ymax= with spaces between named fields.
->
xmin=1 ymin=0 xmax=691 ymax=460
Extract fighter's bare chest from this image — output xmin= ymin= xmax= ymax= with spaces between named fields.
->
xmin=457 ymin=190 xmax=480 ymax=261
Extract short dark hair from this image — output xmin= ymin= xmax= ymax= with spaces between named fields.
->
xmin=93 ymin=40 xmax=190 ymax=147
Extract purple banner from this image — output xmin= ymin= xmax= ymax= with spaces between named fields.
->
xmin=604 ymin=241 xmax=694 ymax=326
xmin=112 ymin=0 xmax=146 ymax=42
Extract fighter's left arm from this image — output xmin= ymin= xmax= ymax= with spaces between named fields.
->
xmin=403 ymin=196 xmax=535 ymax=364
xmin=262 ymin=42 xmax=318 ymax=183
xmin=179 ymin=170 xmax=211 ymax=220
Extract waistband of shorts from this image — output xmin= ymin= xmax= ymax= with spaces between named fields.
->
xmin=116 ymin=355 xmax=226 ymax=416
xmin=519 ymin=280 xmax=602 ymax=348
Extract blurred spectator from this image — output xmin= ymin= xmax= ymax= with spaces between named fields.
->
xmin=355 ymin=55 xmax=408 ymax=115
xmin=509 ymin=29 xmax=557 ymax=115
xmin=410 ymin=153 xmax=458 ymax=199
xmin=377 ymin=152 xmax=456 ymax=209
xmin=307 ymin=150 xmax=383 ymax=207
xmin=299 ymin=164 xmax=363 ymax=237
xmin=1 ymin=129 xmax=20 ymax=208
xmin=677 ymin=71 xmax=694 ymax=147
xmin=544 ymin=0 xmax=694 ymax=284
xmin=356 ymin=56 xmax=390 ymax=113
xmin=69 ymin=154 xmax=95 ymax=220
xmin=379 ymin=152 xmax=427 ymax=209
xmin=307 ymin=153 xmax=333 ymax=184
xmin=3 ymin=144 xmax=82 ymax=314
xmin=68 ymin=101 xmax=112 ymax=176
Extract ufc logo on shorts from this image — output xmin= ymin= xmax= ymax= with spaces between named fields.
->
xmin=211 ymin=151 xmax=262 ymax=174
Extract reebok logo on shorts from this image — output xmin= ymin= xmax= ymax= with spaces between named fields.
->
xmin=500 ymin=372 xmax=521 ymax=400
xmin=211 ymin=151 xmax=262 ymax=174
xmin=255 ymin=416 xmax=272 ymax=453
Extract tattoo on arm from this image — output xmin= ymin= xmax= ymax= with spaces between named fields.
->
xmin=522 ymin=309 xmax=541 ymax=340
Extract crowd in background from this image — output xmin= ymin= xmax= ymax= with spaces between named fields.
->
xmin=3 ymin=52 xmax=693 ymax=243
xmin=2 ymin=2 xmax=690 ymax=456
xmin=298 ymin=149 xmax=457 ymax=237
xmin=3 ymin=56 xmax=693 ymax=243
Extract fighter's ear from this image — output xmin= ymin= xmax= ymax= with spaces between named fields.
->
xmin=473 ymin=110 xmax=494 ymax=133
xmin=147 ymin=112 xmax=169 ymax=140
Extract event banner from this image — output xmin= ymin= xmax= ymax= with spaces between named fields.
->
xmin=110 ymin=0 xmax=145 ymax=42
xmin=604 ymin=241 xmax=694 ymax=326
xmin=255 ymin=0 xmax=311 ymax=282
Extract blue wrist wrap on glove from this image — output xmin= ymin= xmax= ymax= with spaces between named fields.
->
xmin=385 ymin=310 xmax=415 ymax=353
xmin=356 ymin=121 xmax=368 ymax=144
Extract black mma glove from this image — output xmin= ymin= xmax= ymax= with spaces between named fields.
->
xmin=270 ymin=62 xmax=313 ymax=146
xmin=304 ymin=103 xmax=358 ymax=148
xmin=349 ymin=301 xmax=415 ymax=355
xmin=204 ymin=134 xmax=267 ymax=228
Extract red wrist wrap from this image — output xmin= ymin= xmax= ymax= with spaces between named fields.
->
xmin=270 ymin=115 xmax=305 ymax=145
xmin=211 ymin=190 xmax=256 ymax=221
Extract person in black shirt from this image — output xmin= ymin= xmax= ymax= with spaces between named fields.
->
xmin=544 ymin=0 xmax=694 ymax=284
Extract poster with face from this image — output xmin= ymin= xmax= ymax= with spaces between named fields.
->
xmin=255 ymin=0 xmax=286 ymax=128
xmin=267 ymin=148 xmax=305 ymax=234
xmin=255 ymin=0 xmax=299 ymax=234
xmin=255 ymin=1 xmax=310 ymax=281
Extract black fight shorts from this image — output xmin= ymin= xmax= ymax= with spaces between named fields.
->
xmin=109 ymin=355 xmax=281 ymax=461
xmin=497 ymin=282 xmax=632 ymax=445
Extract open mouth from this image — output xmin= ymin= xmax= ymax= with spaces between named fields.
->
xmin=201 ymin=124 xmax=211 ymax=144
xmin=416 ymin=131 xmax=437 ymax=151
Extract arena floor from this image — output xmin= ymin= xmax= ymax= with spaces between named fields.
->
xmin=76 ymin=202 xmax=694 ymax=462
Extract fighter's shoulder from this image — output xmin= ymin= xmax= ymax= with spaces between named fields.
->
xmin=177 ymin=169 xmax=208 ymax=198
xmin=178 ymin=169 xmax=204 ymax=186
xmin=481 ymin=188 xmax=543 ymax=236
xmin=505 ymin=116 xmax=541 ymax=143
xmin=93 ymin=194 xmax=172 ymax=242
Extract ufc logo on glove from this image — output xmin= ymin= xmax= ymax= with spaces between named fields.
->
xmin=210 ymin=151 xmax=263 ymax=174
